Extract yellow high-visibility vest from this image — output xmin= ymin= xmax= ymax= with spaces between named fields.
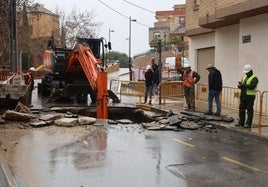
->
xmin=242 ymin=74 xmax=257 ymax=95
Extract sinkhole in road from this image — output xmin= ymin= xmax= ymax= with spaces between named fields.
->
xmin=50 ymin=105 xmax=156 ymax=124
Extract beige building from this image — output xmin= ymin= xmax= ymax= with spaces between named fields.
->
xmin=17 ymin=3 xmax=60 ymax=69
xmin=149 ymin=4 xmax=187 ymax=54
xmin=26 ymin=3 xmax=60 ymax=42
xmin=185 ymin=0 xmax=268 ymax=91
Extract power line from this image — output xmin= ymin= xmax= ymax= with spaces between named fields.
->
xmin=123 ymin=0 xmax=155 ymax=14
xmin=97 ymin=0 xmax=150 ymax=28
xmin=98 ymin=0 xmax=128 ymax=19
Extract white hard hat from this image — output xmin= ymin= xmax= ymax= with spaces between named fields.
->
xmin=243 ymin=64 xmax=252 ymax=73
xmin=29 ymin=67 xmax=35 ymax=71
xmin=146 ymin=65 xmax=151 ymax=70
xmin=183 ymin=64 xmax=191 ymax=68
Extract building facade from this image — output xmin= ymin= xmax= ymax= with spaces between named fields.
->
xmin=185 ymin=0 xmax=268 ymax=90
xmin=26 ymin=3 xmax=59 ymax=42
xmin=149 ymin=4 xmax=187 ymax=55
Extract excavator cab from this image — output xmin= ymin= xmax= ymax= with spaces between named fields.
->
xmin=40 ymin=37 xmax=106 ymax=103
xmin=77 ymin=37 xmax=102 ymax=59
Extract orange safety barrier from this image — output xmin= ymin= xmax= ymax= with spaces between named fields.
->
xmin=160 ymin=81 xmax=184 ymax=103
xmin=109 ymin=79 xmax=184 ymax=104
xmin=196 ymin=83 xmax=260 ymax=113
xmin=256 ymin=91 xmax=268 ymax=134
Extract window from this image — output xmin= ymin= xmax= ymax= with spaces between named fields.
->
xmin=194 ymin=0 xmax=200 ymax=6
xmin=154 ymin=33 xmax=160 ymax=38
xmin=179 ymin=17 xmax=185 ymax=24
xmin=194 ymin=0 xmax=200 ymax=10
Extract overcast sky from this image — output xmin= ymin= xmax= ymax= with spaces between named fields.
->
xmin=36 ymin=0 xmax=185 ymax=56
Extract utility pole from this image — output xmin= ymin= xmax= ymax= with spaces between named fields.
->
xmin=10 ymin=0 xmax=17 ymax=73
xmin=157 ymin=39 xmax=162 ymax=105
xmin=128 ymin=16 xmax=136 ymax=81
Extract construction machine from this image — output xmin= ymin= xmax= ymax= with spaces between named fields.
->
xmin=40 ymin=37 xmax=119 ymax=118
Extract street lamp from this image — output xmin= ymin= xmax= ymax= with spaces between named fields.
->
xmin=109 ymin=28 xmax=114 ymax=43
xmin=129 ymin=16 xmax=136 ymax=81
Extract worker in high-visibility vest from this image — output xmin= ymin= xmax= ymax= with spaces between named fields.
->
xmin=182 ymin=64 xmax=200 ymax=111
xmin=24 ymin=67 xmax=35 ymax=107
xmin=236 ymin=64 xmax=259 ymax=128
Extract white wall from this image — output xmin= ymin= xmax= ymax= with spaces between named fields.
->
xmin=215 ymin=24 xmax=240 ymax=87
xmin=188 ymin=33 xmax=215 ymax=70
xmin=189 ymin=13 xmax=268 ymax=91
xmin=239 ymin=13 xmax=268 ymax=91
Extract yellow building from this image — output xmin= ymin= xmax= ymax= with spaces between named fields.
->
xmin=26 ymin=3 xmax=59 ymax=41
xmin=18 ymin=3 xmax=60 ymax=70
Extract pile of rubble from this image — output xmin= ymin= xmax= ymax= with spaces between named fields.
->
xmin=0 ymin=102 xmax=97 ymax=129
xmin=140 ymin=110 xmax=234 ymax=132
xmin=0 ymin=102 xmax=235 ymax=132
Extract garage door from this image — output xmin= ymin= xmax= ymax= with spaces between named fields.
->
xmin=197 ymin=47 xmax=215 ymax=84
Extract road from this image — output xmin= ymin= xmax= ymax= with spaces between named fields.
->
xmin=1 ymin=69 xmax=268 ymax=186
xmin=0 ymin=117 xmax=268 ymax=187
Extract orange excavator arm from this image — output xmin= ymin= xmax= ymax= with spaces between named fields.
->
xmin=67 ymin=43 xmax=108 ymax=119
xmin=67 ymin=43 xmax=101 ymax=91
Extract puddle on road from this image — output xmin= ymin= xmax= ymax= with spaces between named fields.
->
xmin=0 ymin=105 xmax=157 ymax=186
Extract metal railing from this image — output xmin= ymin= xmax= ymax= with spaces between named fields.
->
xmin=195 ymin=83 xmax=261 ymax=113
xmin=257 ymin=91 xmax=268 ymax=132
xmin=110 ymin=79 xmax=184 ymax=104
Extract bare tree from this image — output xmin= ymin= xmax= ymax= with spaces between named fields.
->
xmin=0 ymin=0 xmax=11 ymax=66
xmin=63 ymin=8 xmax=102 ymax=48
xmin=0 ymin=0 xmax=35 ymax=67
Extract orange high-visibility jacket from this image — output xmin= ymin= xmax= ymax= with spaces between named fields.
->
xmin=182 ymin=70 xmax=195 ymax=87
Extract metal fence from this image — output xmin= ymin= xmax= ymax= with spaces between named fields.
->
xmin=110 ymin=79 xmax=184 ymax=104
xmin=195 ymin=83 xmax=261 ymax=114
xmin=257 ymin=91 xmax=268 ymax=129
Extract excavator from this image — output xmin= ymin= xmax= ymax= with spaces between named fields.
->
xmin=40 ymin=37 xmax=119 ymax=119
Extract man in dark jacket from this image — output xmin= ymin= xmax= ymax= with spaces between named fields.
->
xmin=144 ymin=65 xmax=153 ymax=104
xmin=205 ymin=64 xmax=222 ymax=116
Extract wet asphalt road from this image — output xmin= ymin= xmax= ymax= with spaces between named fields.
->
xmin=1 ymin=70 xmax=268 ymax=186
xmin=1 ymin=119 xmax=268 ymax=187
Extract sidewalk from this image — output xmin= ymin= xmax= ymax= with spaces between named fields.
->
xmin=150 ymin=99 xmax=268 ymax=139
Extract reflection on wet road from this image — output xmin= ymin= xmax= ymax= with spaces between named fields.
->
xmin=0 ymin=123 xmax=185 ymax=187
xmin=1 ymin=121 xmax=268 ymax=187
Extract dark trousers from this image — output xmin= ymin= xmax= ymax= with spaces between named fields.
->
xmin=238 ymin=95 xmax=255 ymax=127
xmin=184 ymin=85 xmax=195 ymax=110
xmin=26 ymin=89 xmax=33 ymax=106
